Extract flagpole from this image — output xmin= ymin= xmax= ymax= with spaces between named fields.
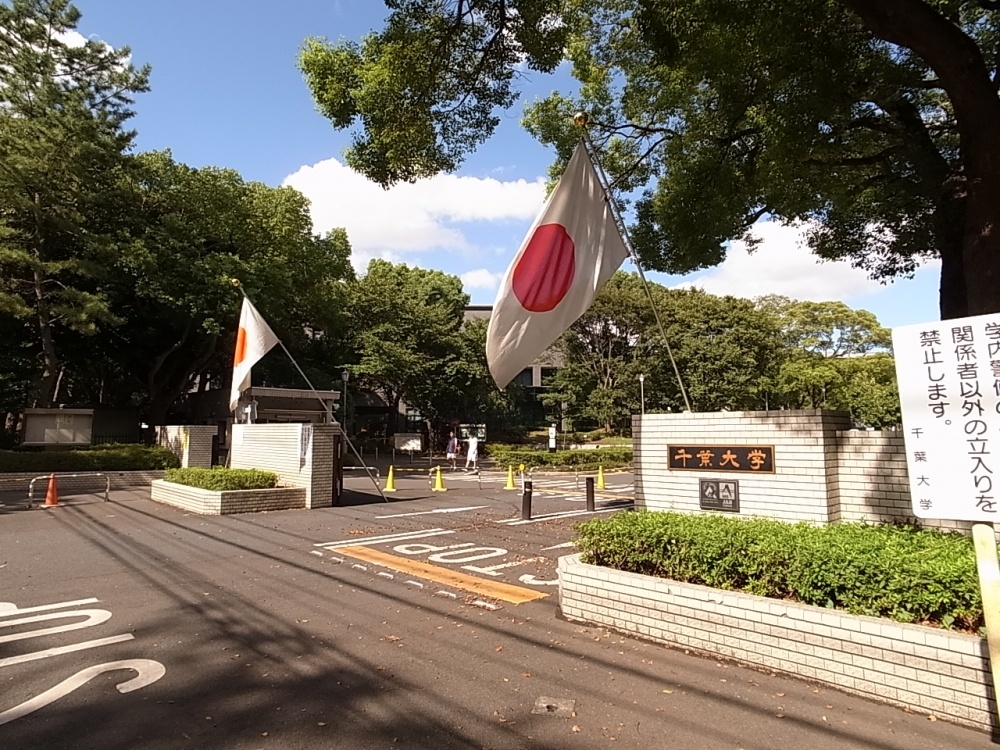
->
xmin=230 ymin=281 xmax=389 ymax=503
xmin=574 ymin=113 xmax=693 ymax=413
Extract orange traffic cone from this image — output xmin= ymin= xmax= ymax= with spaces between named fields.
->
xmin=43 ymin=473 xmax=59 ymax=507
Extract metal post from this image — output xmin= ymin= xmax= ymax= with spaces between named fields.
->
xmin=586 ymin=476 xmax=595 ymax=512
xmin=521 ymin=480 xmax=533 ymax=520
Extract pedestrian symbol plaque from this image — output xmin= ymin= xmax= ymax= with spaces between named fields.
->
xmin=700 ymin=479 xmax=740 ymax=512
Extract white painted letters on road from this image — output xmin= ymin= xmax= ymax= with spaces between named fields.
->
xmin=0 ymin=659 xmax=166 ymax=726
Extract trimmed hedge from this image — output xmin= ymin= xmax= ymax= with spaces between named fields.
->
xmin=164 ymin=467 xmax=278 ymax=491
xmin=489 ymin=446 xmax=632 ymax=471
xmin=0 ymin=444 xmax=180 ymax=472
xmin=575 ymin=511 xmax=983 ymax=633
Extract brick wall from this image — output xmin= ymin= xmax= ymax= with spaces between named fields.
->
xmin=151 ymin=479 xmax=305 ymax=515
xmin=156 ymin=425 xmax=217 ymax=468
xmin=229 ymin=423 xmax=337 ymax=509
xmin=634 ymin=410 xmax=975 ymax=533
xmin=634 ymin=410 xmax=851 ymax=523
xmin=833 ymin=430 xmax=974 ymax=534
xmin=559 ymin=554 xmax=991 ymax=731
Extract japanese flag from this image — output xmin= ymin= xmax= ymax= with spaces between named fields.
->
xmin=486 ymin=142 xmax=629 ymax=389
xmin=229 ymin=297 xmax=280 ymax=412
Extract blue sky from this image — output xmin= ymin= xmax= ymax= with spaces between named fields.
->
xmin=74 ymin=0 xmax=941 ymax=329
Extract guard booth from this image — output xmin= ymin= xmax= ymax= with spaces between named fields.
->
xmin=235 ymin=388 xmax=344 ymax=507
xmin=176 ymin=386 xmax=345 ymax=507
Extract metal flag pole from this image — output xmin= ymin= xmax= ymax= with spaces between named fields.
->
xmin=574 ymin=113 xmax=693 ymax=412
xmin=232 ymin=281 xmax=389 ymax=502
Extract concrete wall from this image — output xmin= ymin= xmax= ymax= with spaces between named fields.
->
xmin=157 ymin=425 xmax=217 ymax=468
xmin=634 ymin=409 xmax=971 ymax=532
xmin=229 ymin=423 xmax=337 ymax=509
xmin=151 ymin=479 xmax=305 ymax=515
xmin=635 ymin=409 xmax=850 ymax=523
xmin=559 ymin=554 xmax=991 ymax=732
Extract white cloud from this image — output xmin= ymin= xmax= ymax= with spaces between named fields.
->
xmin=283 ymin=157 xmax=546 ymax=272
xmin=460 ymin=268 xmax=505 ymax=292
xmin=676 ymin=220 xmax=885 ymax=302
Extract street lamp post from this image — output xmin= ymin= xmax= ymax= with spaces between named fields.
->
xmin=341 ymin=370 xmax=350 ymax=435
xmin=639 ymin=374 xmax=645 ymax=416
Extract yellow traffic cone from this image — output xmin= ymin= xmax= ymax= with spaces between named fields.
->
xmin=503 ymin=465 xmax=517 ymax=490
xmin=597 ymin=465 xmax=606 ymax=490
xmin=432 ymin=465 xmax=447 ymax=492
xmin=384 ymin=465 xmax=397 ymax=492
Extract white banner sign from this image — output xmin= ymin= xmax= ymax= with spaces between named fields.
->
xmin=893 ymin=313 xmax=1000 ymax=521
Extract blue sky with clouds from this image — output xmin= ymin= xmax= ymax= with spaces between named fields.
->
xmin=74 ymin=0 xmax=941 ymax=329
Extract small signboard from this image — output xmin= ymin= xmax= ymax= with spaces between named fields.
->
xmin=668 ymin=445 xmax=774 ymax=473
xmin=459 ymin=423 xmax=486 ymax=441
xmin=700 ymin=479 xmax=740 ymax=512
xmin=893 ymin=313 xmax=1000 ymax=521
xmin=394 ymin=432 xmax=422 ymax=452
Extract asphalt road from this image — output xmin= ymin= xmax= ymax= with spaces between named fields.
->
xmin=0 ymin=470 xmax=992 ymax=749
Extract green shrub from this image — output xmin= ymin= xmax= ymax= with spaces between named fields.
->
xmin=0 ymin=444 xmax=180 ymax=472
xmin=489 ymin=446 xmax=632 ymax=471
xmin=164 ymin=468 xmax=278 ymax=491
xmin=575 ymin=512 xmax=983 ymax=633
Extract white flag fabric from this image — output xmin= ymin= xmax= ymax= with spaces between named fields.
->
xmin=486 ymin=142 xmax=629 ymax=389
xmin=229 ymin=297 xmax=280 ymax=412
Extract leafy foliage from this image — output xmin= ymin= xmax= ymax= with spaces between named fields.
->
xmin=164 ymin=467 xmax=277 ymax=491
xmin=576 ymin=511 xmax=983 ymax=632
xmin=0 ymin=444 xmax=179 ymax=472
xmin=0 ymin=0 xmax=150 ymax=405
xmin=488 ymin=446 xmax=632 ymax=470
xmin=302 ymin=0 xmax=1000 ymax=317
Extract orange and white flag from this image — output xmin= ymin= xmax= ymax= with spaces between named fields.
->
xmin=230 ymin=297 xmax=279 ymax=412
xmin=486 ymin=142 xmax=629 ymax=389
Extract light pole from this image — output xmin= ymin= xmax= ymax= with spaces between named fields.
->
xmin=638 ymin=374 xmax=645 ymax=416
xmin=341 ymin=370 xmax=350 ymax=435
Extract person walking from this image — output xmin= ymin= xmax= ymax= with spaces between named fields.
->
xmin=446 ymin=432 xmax=459 ymax=470
xmin=464 ymin=434 xmax=479 ymax=471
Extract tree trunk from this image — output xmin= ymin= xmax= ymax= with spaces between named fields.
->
xmin=33 ymin=269 xmax=59 ymax=406
xmin=840 ymin=0 xmax=1000 ymax=318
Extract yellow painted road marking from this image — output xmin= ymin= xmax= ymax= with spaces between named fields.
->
xmin=337 ymin=546 xmax=549 ymax=604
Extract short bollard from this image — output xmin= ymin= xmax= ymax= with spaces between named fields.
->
xmin=521 ymin=480 xmax=533 ymax=521
xmin=585 ymin=476 xmax=595 ymax=512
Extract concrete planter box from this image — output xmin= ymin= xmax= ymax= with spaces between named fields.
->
xmin=150 ymin=479 xmax=306 ymax=515
xmin=558 ymin=554 xmax=992 ymax=732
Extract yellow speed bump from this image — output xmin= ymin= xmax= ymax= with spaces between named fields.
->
xmin=337 ymin=546 xmax=549 ymax=604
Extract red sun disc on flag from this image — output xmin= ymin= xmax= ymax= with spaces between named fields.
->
xmin=233 ymin=327 xmax=247 ymax=366
xmin=512 ymin=223 xmax=576 ymax=312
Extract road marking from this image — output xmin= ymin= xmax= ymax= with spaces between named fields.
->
xmin=464 ymin=557 xmax=544 ymax=577
xmin=518 ymin=575 xmax=559 ymax=586
xmin=0 ymin=634 xmax=134 ymax=669
xmin=0 ymin=610 xmax=113 ymax=645
xmin=0 ymin=598 xmax=99 ymax=616
xmin=542 ymin=542 xmax=576 ymax=551
xmin=376 ymin=505 xmax=487 ymax=519
xmin=315 ymin=528 xmax=455 ymax=549
xmin=499 ymin=504 xmax=631 ymax=526
xmin=336 ymin=546 xmax=548 ymax=604
xmin=0 ymin=659 xmax=165 ymax=727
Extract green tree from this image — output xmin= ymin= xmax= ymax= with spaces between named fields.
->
xmin=0 ymin=0 xmax=149 ymax=405
xmin=761 ymin=296 xmax=900 ymax=425
xmin=543 ymin=272 xmax=784 ymax=429
xmin=93 ymin=152 xmax=354 ymax=422
xmin=347 ymin=260 xmax=468 ymax=430
xmin=301 ymin=0 xmax=1000 ymax=319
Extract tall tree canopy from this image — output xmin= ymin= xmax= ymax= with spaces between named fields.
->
xmin=0 ymin=0 xmax=149 ymax=405
xmin=301 ymin=0 xmax=1000 ymax=319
